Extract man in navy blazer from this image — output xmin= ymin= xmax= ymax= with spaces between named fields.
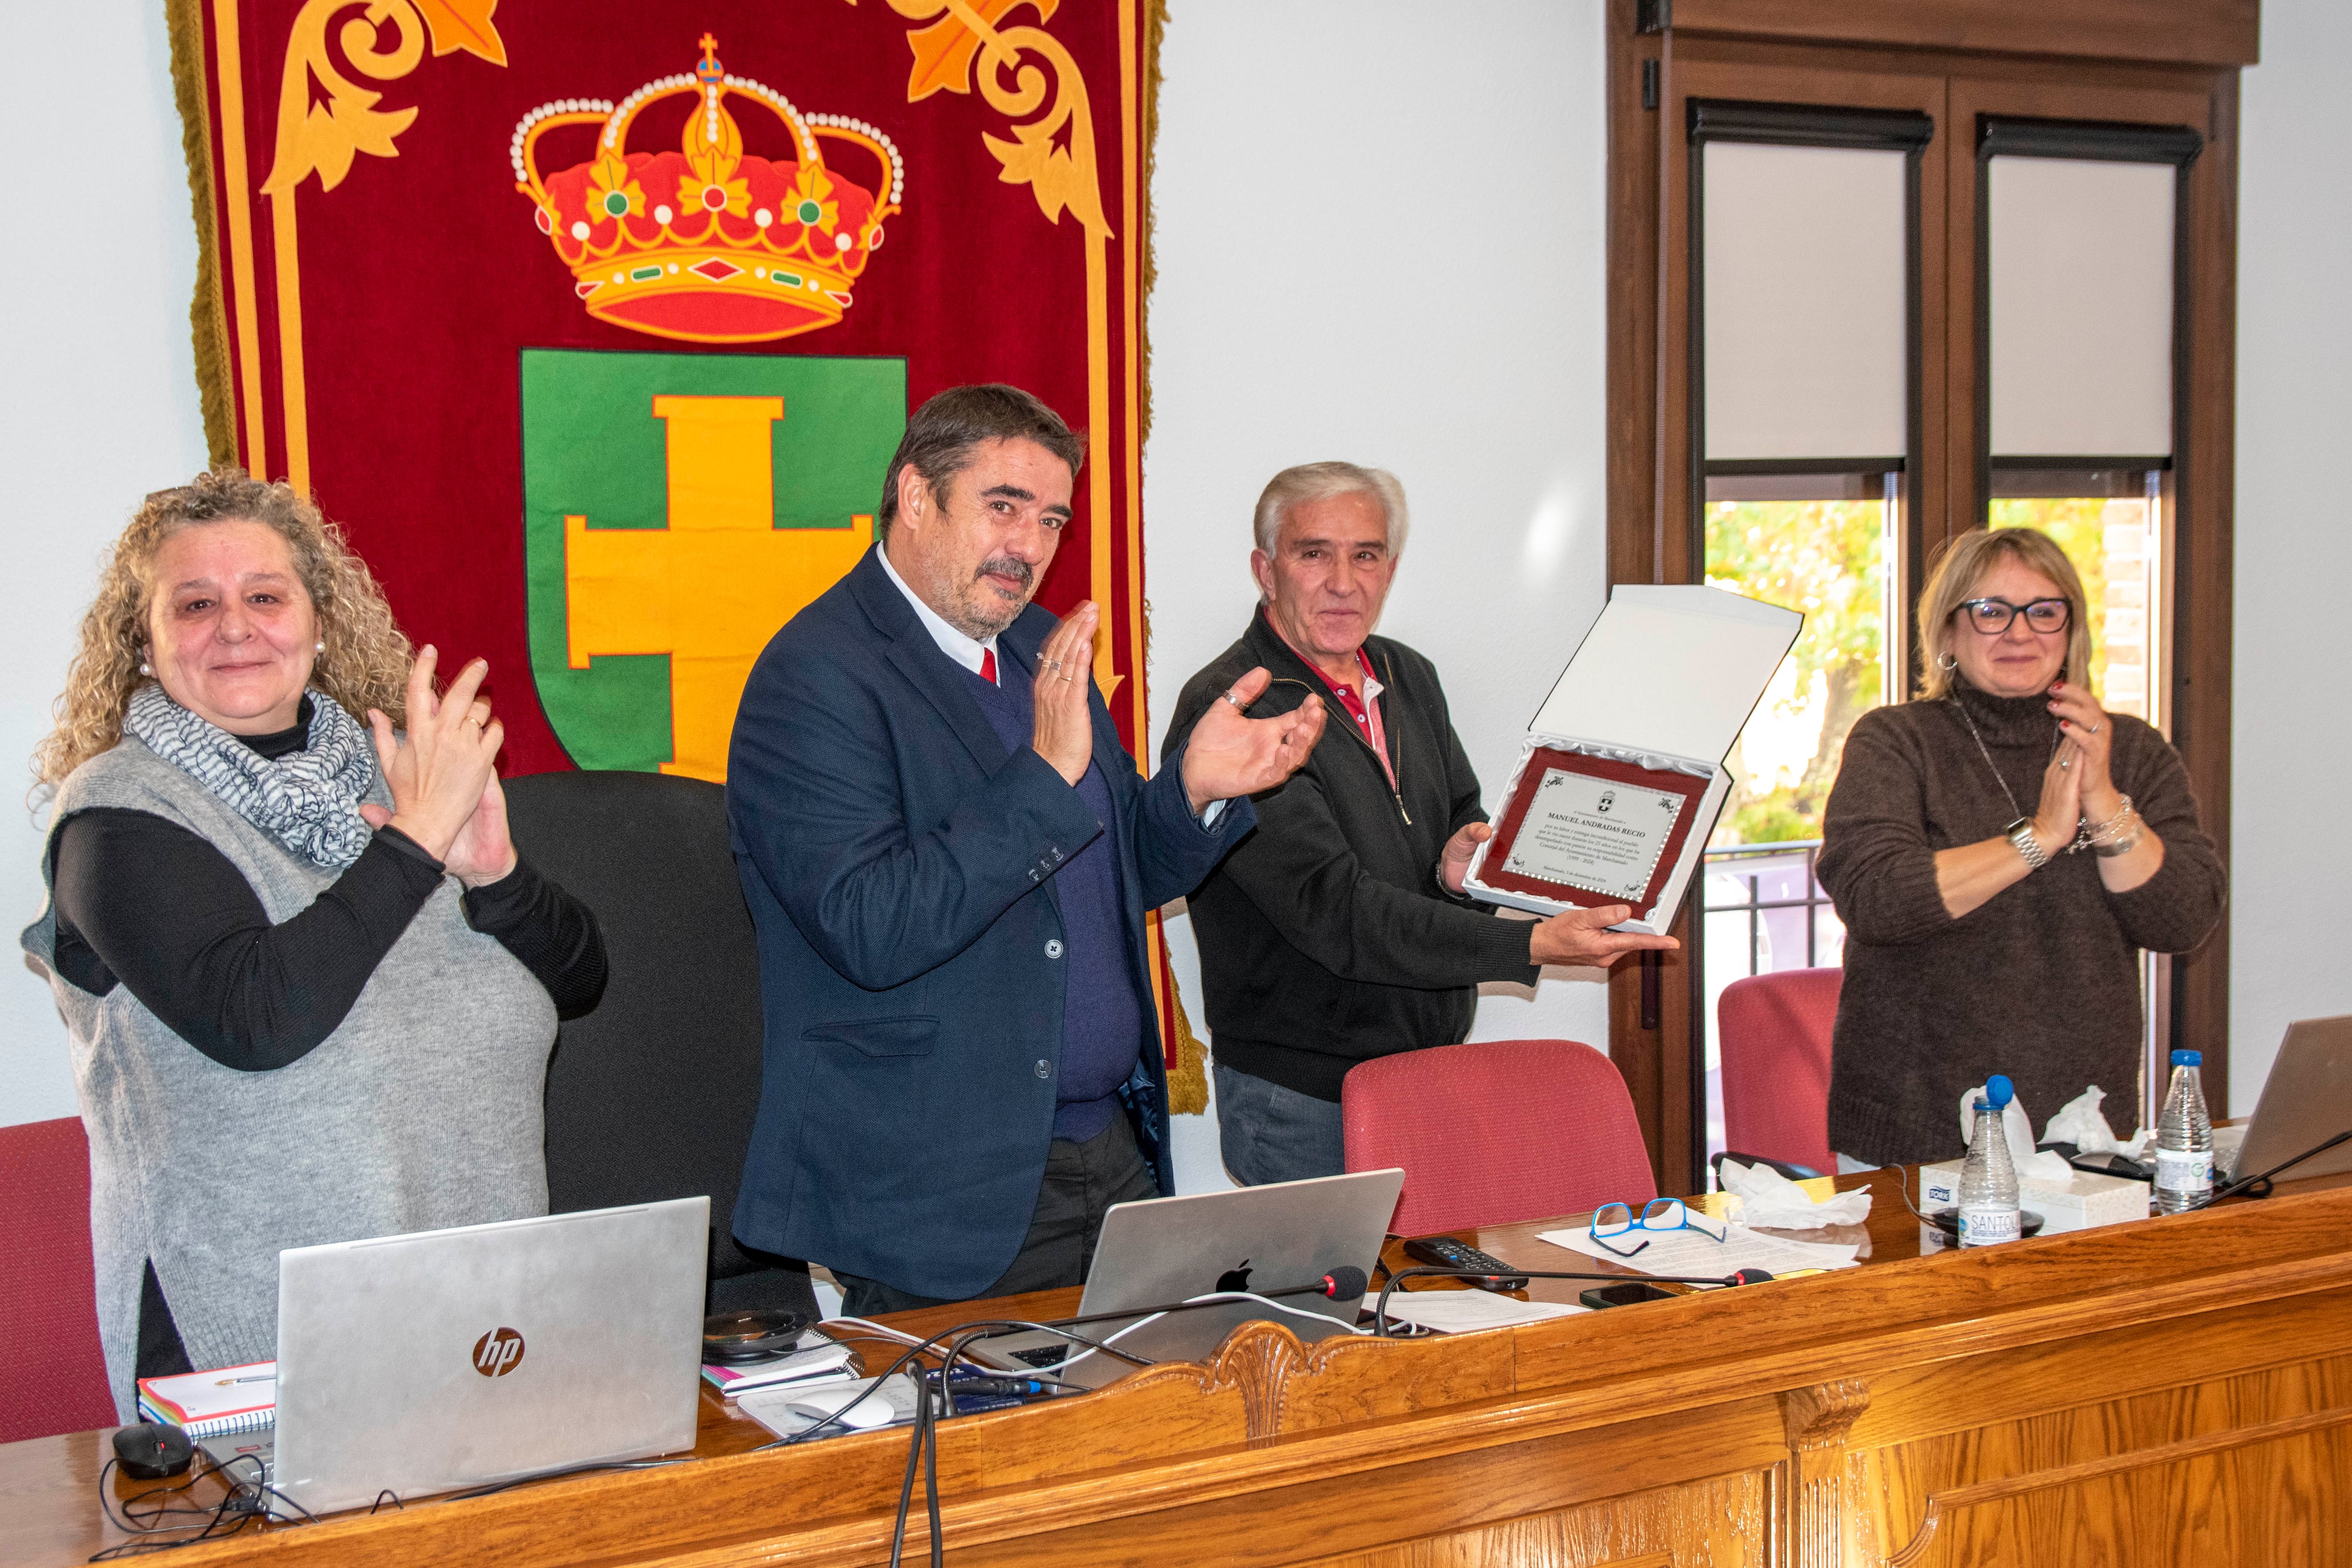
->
xmin=726 ymin=385 xmax=1327 ymax=1314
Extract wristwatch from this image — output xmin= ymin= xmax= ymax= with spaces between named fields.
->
xmin=2006 ymin=817 xmax=2050 ymax=871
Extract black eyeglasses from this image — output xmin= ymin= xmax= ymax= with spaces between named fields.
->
xmin=1956 ymin=597 xmax=2071 ymax=635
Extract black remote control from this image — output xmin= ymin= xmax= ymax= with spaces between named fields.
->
xmin=1400 ymin=1235 xmax=1529 ymax=1291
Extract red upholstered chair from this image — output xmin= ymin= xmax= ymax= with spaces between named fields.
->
xmin=1341 ymin=1039 xmax=1656 ymax=1236
xmin=0 ymin=1116 xmax=117 ymax=1441
xmin=1716 ymin=967 xmax=1843 ymax=1178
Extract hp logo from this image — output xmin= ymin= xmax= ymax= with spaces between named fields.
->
xmin=471 ymin=1327 xmax=527 ymax=1377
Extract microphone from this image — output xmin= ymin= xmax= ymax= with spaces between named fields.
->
xmin=1373 ymin=1264 xmax=1774 ymax=1337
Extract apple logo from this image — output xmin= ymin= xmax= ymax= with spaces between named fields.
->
xmin=1216 ymin=1260 xmax=1252 ymax=1294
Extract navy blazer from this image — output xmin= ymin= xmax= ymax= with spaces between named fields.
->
xmin=725 ymin=548 xmax=1254 ymax=1297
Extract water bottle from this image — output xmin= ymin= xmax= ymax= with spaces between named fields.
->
xmin=2154 ymin=1049 xmax=2214 ymax=1214
xmin=1958 ymin=1074 xmax=2022 ymax=1248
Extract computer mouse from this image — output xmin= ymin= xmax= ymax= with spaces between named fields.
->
xmin=786 ymin=1376 xmax=914 ymax=1431
xmin=113 ymin=1422 xmax=194 ymax=1480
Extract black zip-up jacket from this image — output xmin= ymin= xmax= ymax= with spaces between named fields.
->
xmin=1165 ymin=610 xmax=1538 ymax=1101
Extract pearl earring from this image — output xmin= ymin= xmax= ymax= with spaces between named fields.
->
xmin=139 ymin=662 xmax=152 ymax=676
xmin=316 ymin=641 xmax=326 ymax=653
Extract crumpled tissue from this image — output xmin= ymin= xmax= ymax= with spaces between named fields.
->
xmin=1717 ymin=1158 xmax=1872 ymax=1230
xmin=1956 ymin=1082 xmax=2075 ymax=1184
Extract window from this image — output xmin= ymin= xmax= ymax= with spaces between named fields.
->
xmin=1608 ymin=7 xmax=2242 ymax=1190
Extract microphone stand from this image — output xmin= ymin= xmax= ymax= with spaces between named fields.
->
xmin=1372 ymin=1265 xmax=1775 ymax=1338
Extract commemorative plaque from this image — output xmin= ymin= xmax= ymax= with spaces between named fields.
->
xmin=1463 ymin=585 xmax=1803 ymax=933
xmin=1476 ymin=748 xmax=1712 ymax=920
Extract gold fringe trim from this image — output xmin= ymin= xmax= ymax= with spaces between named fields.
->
xmin=165 ymin=0 xmax=238 ymax=468
xmin=1165 ymin=962 xmax=1208 ymax=1115
xmin=1138 ymin=0 xmax=1165 ymax=452
xmin=1137 ymin=0 xmax=1208 ymax=1116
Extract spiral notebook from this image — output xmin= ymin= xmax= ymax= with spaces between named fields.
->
xmin=137 ymin=1361 xmax=278 ymax=1437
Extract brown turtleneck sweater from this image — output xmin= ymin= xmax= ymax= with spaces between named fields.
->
xmin=1816 ymin=682 xmax=2225 ymax=1166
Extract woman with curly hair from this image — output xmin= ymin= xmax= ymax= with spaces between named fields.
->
xmin=21 ymin=470 xmax=607 ymax=1418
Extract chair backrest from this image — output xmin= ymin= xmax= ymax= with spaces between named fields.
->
xmin=1341 ymin=1039 xmax=1656 ymax=1236
xmin=504 ymin=769 xmax=813 ymax=1320
xmin=1716 ymin=967 xmax=1842 ymax=1177
xmin=0 ymin=1117 xmax=118 ymax=1441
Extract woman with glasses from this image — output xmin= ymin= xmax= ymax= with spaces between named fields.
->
xmin=1816 ymin=527 xmax=2224 ymax=1169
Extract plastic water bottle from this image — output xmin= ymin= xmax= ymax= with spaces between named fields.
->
xmin=1958 ymin=1074 xmax=2022 ymax=1248
xmin=2154 ymin=1049 xmax=2214 ymax=1214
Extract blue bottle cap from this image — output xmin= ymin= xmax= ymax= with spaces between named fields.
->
xmin=1985 ymin=1074 xmax=2014 ymax=1109
xmin=2172 ymin=1049 xmax=2201 ymax=1067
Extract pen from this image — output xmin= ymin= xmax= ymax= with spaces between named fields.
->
xmin=214 ymin=1375 xmax=277 ymax=1385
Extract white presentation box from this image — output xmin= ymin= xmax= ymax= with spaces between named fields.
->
xmin=1464 ymin=585 xmax=1802 ymax=936
xmin=1918 ymin=1161 xmax=2153 ymax=1234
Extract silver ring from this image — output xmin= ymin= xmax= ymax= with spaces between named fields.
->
xmin=1221 ymin=691 xmax=1244 ymax=709
xmin=1058 ymin=674 xmax=1076 ymax=683
xmin=1046 ymin=658 xmax=1063 ymax=669
xmin=2087 ymin=723 xmax=2100 ymax=734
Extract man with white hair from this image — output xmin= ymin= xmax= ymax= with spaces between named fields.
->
xmin=1167 ymin=462 xmax=1676 ymax=1185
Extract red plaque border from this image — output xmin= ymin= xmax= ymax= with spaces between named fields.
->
xmin=1476 ymin=747 xmax=1715 ymax=919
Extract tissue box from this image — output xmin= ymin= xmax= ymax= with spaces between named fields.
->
xmin=1918 ymin=1161 xmax=2150 ymax=1234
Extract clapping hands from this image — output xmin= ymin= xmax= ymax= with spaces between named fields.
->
xmin=357 ymin=645 xmax=517 ymax=887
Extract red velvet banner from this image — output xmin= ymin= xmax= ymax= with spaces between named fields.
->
xmin=178 ymin=0 xmax=1155 ymax=773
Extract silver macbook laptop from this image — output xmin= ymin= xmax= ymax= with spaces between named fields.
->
xmin=267 ymin=1196 xmax=707 ymax=1515
xmin=2228 ymin=1016 xmax=2352 ymax=1185
xmin=973 ymin=1167 xmax=1404 ymax=1387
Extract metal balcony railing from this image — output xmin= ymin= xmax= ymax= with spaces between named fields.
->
xmin=1700 ymin=838 xmax=1838 ymax=976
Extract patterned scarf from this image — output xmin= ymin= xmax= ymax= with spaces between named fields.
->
xmin=124 ymin=683 xmax=378 ymax=870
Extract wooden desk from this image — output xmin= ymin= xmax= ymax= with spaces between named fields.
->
xmin=8 ymin=1166 xmax=2351 ymax=1567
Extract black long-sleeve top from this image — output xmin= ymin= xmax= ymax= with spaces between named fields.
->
xmin=48 ymin=706 xmax=605 ymax=1071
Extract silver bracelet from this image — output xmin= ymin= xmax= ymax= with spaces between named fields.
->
xmin=2071 ymin=794 xmax=2136 ymax=854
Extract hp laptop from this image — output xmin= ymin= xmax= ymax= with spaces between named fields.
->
xmin=971 ymin=1167 xmax=1405 ymax=1387
xmin=2225 ymin=1016 xmax=2352 ymax=1186
xmin=261 ymin=1196 xmax=707 ymax=1515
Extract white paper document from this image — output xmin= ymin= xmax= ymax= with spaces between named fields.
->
xmin=1538 ymin=1225 xmax=1859 ymax=1278
xmin=1500 ymin=769 xmax=1685 ymax=901
xmin=1376 ymin=1290 xmax=1589 ymax=1335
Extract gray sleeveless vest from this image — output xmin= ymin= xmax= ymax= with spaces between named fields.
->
xmin=20 ymin=739 xmax=556 ymax=1420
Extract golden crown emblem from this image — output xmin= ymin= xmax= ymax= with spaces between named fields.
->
xmin=512 ymin=35 xmax=904 ymax=343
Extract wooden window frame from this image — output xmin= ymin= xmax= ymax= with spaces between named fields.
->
xmin=1607 ymin=0 xmax=2248 ymax=1194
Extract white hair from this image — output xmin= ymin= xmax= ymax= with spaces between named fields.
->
xmin=1250 ymin=462 xmax=1410 ymax=558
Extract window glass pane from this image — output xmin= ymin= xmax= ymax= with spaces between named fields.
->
xmin=1699 ymin=475 xmax=1894 ymax=1169
xmin=1702 ymin=485 xmax=1894 ymax=845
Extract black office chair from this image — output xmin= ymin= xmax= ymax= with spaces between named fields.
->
xmin=504 ymin=768 xmax=817 ymax=1322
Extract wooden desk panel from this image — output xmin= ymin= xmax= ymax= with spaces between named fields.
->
xmin=4 ymin=1167 xmax=2347 ymax=1567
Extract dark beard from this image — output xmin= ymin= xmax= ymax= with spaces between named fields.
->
xmin=960 ymin=554 xmax=1034 ymax=638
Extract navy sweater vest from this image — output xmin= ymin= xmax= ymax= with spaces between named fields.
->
xmin=958 ymin=652 xmax=1140 ymax=1141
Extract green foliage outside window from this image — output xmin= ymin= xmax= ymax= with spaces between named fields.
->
xmin=1704 ymin=499 xmax=1888 ymax=846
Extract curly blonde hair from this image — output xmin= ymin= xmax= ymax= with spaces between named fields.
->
xmin=34 ymin=470 xmax=412 ymax=794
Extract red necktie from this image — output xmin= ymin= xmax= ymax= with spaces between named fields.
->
xmin=979 ymin=648 xmax=998 ymax=685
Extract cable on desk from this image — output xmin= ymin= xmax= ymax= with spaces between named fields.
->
xmin=88 ymin=1453 xmax=314 ymax=1560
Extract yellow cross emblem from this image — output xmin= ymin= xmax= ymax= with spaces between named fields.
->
xmin=562 ymin=394 xmax=870 ymax=781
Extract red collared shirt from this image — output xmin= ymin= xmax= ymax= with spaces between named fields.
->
xmin=1281 ymin=625 xmax=1394 ymax=790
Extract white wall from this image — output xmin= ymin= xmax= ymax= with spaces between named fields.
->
xmin=0 ymin=0 xmax=211 ymax=1126
xmin=1146 ymin=0 xmax=1612 ymax=1192
xmin=2229 ymin=0 xmax=2352 ymax=1111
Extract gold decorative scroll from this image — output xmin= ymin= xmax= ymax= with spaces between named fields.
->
xmin=882 ymin=0 xmax=1119 ymax=696
xmin=256 ymin=0 xmax=507 ymax=491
